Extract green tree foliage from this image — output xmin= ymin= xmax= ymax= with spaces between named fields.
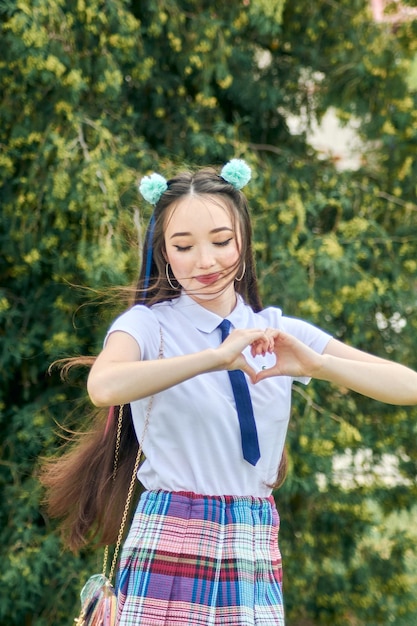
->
xmin=1 ymin=0 xmax=416 ymax=624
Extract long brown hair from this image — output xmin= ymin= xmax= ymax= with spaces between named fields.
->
xmin=40 ymin=165 xmax=287 ymax=552
xmin=41 ymin=404 xmax=139 ymax=550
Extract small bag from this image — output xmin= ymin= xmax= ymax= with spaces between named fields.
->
xmin=74 ymin=574 xmax=117 ymax=626
xmin=74 ymin=330 xmax=163 ymax=626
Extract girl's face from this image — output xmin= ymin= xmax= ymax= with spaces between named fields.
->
xmin=163 ymin=194 xmax=242 ymax=313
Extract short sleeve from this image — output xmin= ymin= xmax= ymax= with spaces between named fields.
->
xmin=280 ymin=316 xmax=332 ymax=354
xmin=104 ymin=305 xmax=161 ymax=360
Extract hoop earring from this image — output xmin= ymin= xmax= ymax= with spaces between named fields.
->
xmin=235 ymin=261 xmax=246 ymax=282
xmin=165 ymin=263 xmax=180 ymax=290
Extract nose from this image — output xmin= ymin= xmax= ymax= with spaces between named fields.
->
xmin=196 ymin=245 xmax=216 ymax=269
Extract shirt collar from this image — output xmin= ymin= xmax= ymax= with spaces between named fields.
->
xmin=172 ymin=292 xmax=249 ymax=334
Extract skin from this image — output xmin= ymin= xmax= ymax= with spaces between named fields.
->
xmin=87 ymin=194 xmax=417 ymax=408
xmin=163 ymin=194 xmax=241 ymax=316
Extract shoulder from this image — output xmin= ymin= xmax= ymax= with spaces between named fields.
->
xmin=109 ymin=304 xmax=159 ymax=332
xmin=282 ymin=314 xmax=332 ymax=352
xmin=105 ymin=305 xmax=161 ymax=357
xmin=254 ymin=306 xmax=283 ymax=326
xmin=256 ymin=305 xmax=332 ymax=350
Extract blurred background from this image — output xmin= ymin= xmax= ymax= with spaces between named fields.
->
xmin=1 ymin=1 xmax=417 ymax=624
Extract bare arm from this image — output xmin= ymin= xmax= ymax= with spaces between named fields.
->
xmin=317 ymin=338 xmax=417 ymax=405
xmin=87 ymin=328 xmax=270 ymax=407
xmin=255 ymin=333 xmax=417 ymax=406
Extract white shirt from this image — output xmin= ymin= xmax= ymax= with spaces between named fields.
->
xmin=106 ymin=293 xmax=332 ymax=497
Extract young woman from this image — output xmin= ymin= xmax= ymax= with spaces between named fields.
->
xmin=43 ymin=159 xmax=417 ymax=626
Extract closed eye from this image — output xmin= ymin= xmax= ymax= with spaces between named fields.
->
xmin=174 ymin=245 xmax=192 ymax=252
xmin=214 ymin=238 xmax=233 ymax=247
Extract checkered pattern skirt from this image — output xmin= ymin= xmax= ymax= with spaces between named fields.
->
xmin=115 ymin=490 xmax=284 ymax=625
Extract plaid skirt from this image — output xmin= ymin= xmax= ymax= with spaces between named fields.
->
xmin=115 ymin=490 xmax=284 ymax=625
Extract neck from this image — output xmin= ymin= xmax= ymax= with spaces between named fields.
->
xmin=186 ymin=288 xmax=238 ymax=318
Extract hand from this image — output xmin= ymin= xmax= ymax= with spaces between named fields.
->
xmin=217 ymin=328 xmax=273 ymax=383
xmin=254 ymin=329 xmax=323 ymax=382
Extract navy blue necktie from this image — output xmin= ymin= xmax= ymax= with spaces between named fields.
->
xmin=218 ymin=319 xmax=261 ymax=466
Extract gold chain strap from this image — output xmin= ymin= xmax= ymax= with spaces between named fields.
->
xmin=102 ymin=327 xmax=164 ymax=584
xmin=113 ymin=406 xmax=123 ymax=481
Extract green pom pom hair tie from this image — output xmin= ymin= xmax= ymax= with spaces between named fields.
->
xmin=220 ymin=158 xmax=251 ymax=190
xmin=139 ymin=173 xmax=168 ymax=205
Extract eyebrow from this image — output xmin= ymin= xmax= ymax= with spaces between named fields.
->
xmin=169 ymin=227 xmax=233 ymax=239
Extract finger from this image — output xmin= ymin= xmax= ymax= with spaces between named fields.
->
xmin=250 ymin=339 xmax=268 ymax=358
xmin=233 ymin=356 xmax=258 ymax=382
xmin=242 ymin=363 xmax=258 ymax=384
xmin=225 ymin=329 xmax=267 ymax=348
xmin=263 ymin=327 xmax=278 ymax=353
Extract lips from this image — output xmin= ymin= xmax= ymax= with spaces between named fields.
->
xmin=195 ymin=273 xmax=221 ymax=285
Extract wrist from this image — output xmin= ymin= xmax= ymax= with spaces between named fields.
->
xmin=199 ymin=348 xmax=226 ymax=373
xmin=310 ymin=352 xmax=329 ymax=380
